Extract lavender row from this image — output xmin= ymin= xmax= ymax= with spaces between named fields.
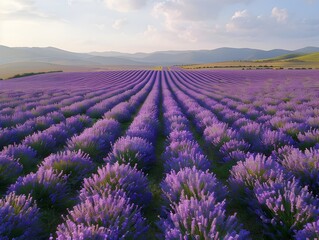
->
xmin=177 ymin=70 xmax=319 ymax=149
xmin=53 ymin=72 xmax=160 ymax=239
xmin=0 ymin=70 xmax=146 ymax=127
xmin=171 ymin=70 xmax=319 ymax=238
xmin=172 ymin=70 xmax=319 ymax=198
xmin=158 ymin=71 xmax=249 ymax=239
xmin=67 ymin=71 xmax=155 ymax=162
xmin=0 ymin=72 xmax=149 ymax=149
xmin=229 ymin=154 xmax=319 ymax=238
xmin=0 ymin=72 xmax=153 ymax=188
xmin=0 ymin=71 xmax=156 ymax=239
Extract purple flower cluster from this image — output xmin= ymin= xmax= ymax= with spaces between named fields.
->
xmin=162 ymin=196 xmax=250 ymax=240
xmin=161 ymin=167 xmax=227 ymax=205
xmin=22 ymin=132 xmax=57 ymax=157
xmin=280 ymin=148 xmax=319 ymax=194
xmin=295 ymin=219 xmax=319 ymax=240
xmin=40 ymin=150 xmax=95 ymax=188
xmin=79 ymin=162 xmax=152 ymax=207
xmin=298 ymin=129 xmax=319 ymax=150
xmin=254 ymin=178 xmax=319 ymax=238
xmin=204 ymin=123 xmax=238 ymax=149
xmin=0 ymin=192 xmax=42 ymax=240
xmin=67 ymin=119 xmax=121 ymax=161
xmin=0 ymin=155 xmax=23 ymax=187
xmin=0 ymin=144 xmax=38 ymax=171
xmin=56 ymin=193 xmax=148 ymax=239
xmin=8 ymin=167 xmax=71 ymax=210
xmin=229 ymin=154 xmax=288 ymax=195
xmin=106 ymin=136 xmax=155 ymax=170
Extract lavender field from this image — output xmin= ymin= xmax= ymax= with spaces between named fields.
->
xmin=1 ymin=69 xmax=319 ymax=239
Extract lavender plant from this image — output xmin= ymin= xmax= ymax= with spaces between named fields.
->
xmin=161 ymin=196 xmax=250 ymax=240
xmin=8 ymin=168 xmax=71 ymax=210
xmin=254 ymin=178 xmax=319 ymax=238
xmin=79 ymin=162 xmax=151 ymax=207
xmin=0 ymin=192 xmax=42 ymax=240
xmin=106 ymin=136 xmax=155 ymax=170
xmin=39 ymin=150 xmax=95 ymax=188
xmin=56 ymin=193 xmax=148 ymax=239
xmin=161 ymin=167 xmax=227 ymax=205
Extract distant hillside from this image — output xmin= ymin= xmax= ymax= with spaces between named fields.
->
xmin=261 ymin=52 xmax=319 ymax=62
xmin=2 ymin=45 xmax=319 ymax=66
xmin=288 ymin=52 xmax=319 ymax=62
xmin=0 ymin=45 xmax=142 ymax=66
xmin=1 ymin=45 xmax=319 ymax=78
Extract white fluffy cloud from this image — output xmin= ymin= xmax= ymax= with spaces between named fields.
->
xmin=271 ymin=7 xmax=288 ymax=23
xmin=105 ymin=0 xmax=148 ymax=12
xmin=152 ymin=0 xmax=252 ymax=43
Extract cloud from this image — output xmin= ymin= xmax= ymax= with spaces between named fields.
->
xmin=0 ymin=0 xmax=56 ymax=21
xmin=105 ymin=0 xmax=148 ymax=12
xmin=271 ymin=7 xmax=288 ymax=23
xmin=224 ymin=7 xmax=319 ymax=43
xmin=151 ymin=0 xmax=252 ymax=43
xmin=112 ymin=18 xmax=127 ymax=30
xmin=153 ymin=0 xmax=252 ymax=22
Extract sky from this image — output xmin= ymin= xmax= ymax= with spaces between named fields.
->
xmin=0 ymin=0 xmax=318 ymax=53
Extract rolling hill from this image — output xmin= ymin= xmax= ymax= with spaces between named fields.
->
xmin=1 ymin=45 xmax=319 ymax=78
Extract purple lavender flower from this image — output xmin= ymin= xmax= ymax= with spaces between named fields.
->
xmin=33 ymin=116 xmax=55 ymax=131
xmin=104 ymin=102 xmax=132 ymax=122
xmin=260 ymin=129 xmax=294 ymax=154
xmin=298 ymin=129 xmax=319 ymax=150
xmin=254 ymin=178 xmax=319 ymax=238
xmin=162 ymin=196 xmax=250 ymax=240
xmin=167 ymin=130 xmax=194 ymax=142
xmin=44 ymin=124 xmax=69 ymax=147
xmin=22 ymin=132 xmax=56 ymax=157
xmin=0 ymin=192 xmax=42 ymax=240
xmin=92 ymin=119 xmax=121 ymax=137
xmin=1 ymin=144 xmax=38 ymax=172
xmin=8 ymin=167 xmax=71 ymax=210
xmin=229 ymin=154 xmax=288 ymax=195
xmin=163 ymin=139 xmax=202 ymax=159
xmin=106 ymin=136 xmax=155 ymax=170
xmin=161 ymin=167 xmax=227 ymax=205
xmin=220 ymin=140 xmax=250 ymax=161
xmin=40 ymin=150 xmax=95 ymax=188
xmin=271 ymin=145 xmax=296 ymax=162
xmin=0 ymin=155 xmax=23 ymax=187
xmin=56 ymin=193 xmax=148 ymax=239
xmin=79 ymin=162 xmax=151 ymax=207
xmin=67 ymin=130 xmax=114 ymax=162
xmin=164 ymin=150 xmax=211 ymax=172
xmin=204 ymin=123 xmax=237 ymax=149
xmin=281 ymin=148 xmax=319 ymax=194
xmin=295 ymin=219 xmax=319 ymax=240
xmin=56 ymin=221 xmax=109 ymax=240
xmin=65 ymin=115 xmax=93 ymax=134
xmin=238 ymin=122 xmax=262 ymax=148
xmin=307 ymin=117 xmax=319 ymax=128
xmin=46 ymin=111 xmax=65 ymax=123
xmin=280 ymin=122 xmax=307 ymax=139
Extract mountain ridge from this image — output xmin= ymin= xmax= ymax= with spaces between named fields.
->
xmin=1 ymin=45 xmax=319 ymax=66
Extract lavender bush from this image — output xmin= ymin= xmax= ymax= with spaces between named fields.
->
xmin=40 ymin=150 xmax=95 ymax=188
xmin=161 ymin=196 xmax=250 ymax=240
xmin=0 ymin=192 xmax=42 ymax=240
xmin=8 ymin=168 xmax=71 ymax=210
xmin=79 ymin=162 xmax=151 ymax=207
xmin=106 ymin=136 xmax=155 ymax=170
xmin=56 ymin=193 xmax=148 ymax=239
